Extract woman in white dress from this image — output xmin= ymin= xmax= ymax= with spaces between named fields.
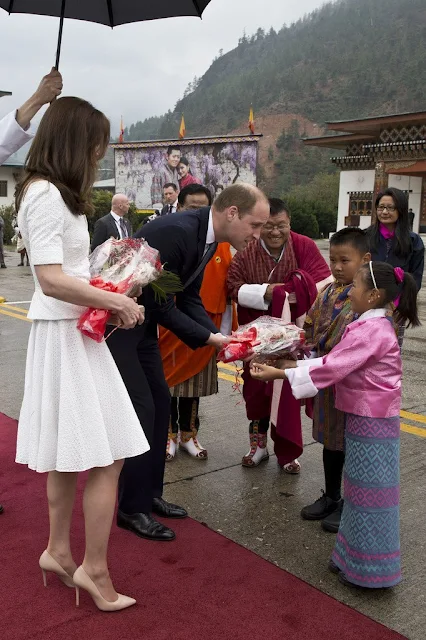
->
xmin=15 ymin=96 xmax=150 ymax=612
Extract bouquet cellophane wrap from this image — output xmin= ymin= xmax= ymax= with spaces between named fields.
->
xmin=217 ymin=316 xmax=306 ymax=363
xmin=77 ymin=237 xmax=165 ymax=342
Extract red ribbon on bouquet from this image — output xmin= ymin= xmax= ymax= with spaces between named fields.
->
xmin=77 ymin=275 xmax=132 ymax=343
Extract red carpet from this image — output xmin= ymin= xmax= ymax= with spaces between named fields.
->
xmin=0 ymin=413 xmax=406 ymax=640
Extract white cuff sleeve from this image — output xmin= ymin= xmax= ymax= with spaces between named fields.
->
xmin=297 ymin=356 xmax=323 ymax=367
xmin=286 ymin=358 xmax=324 ymax=399
xmin=219 ymin=304 xmax=233 ymax=335
xmin=237 ymin=283 xmax=269 ymax=310
xmin=0 ymin=111 xmax=34 ymax=165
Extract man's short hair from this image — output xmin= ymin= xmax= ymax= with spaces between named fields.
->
xmin=214 ymin=184 xmax=267 ymax=216
xmin=166 ymin=145 xmax=180 ymax=156
xmin=268 ymin=197 xmax=290 ymax=218
xmin=178 ymin=183 xmax=212 ymax=207
xmin=330 ymin=227 xmax=369 ymax=255
xmin=163 ymin=182 xmax=178 ymax=191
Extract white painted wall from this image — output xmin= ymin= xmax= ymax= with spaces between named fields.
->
xmin=337 ymin=170 xmax=423 ymax=233
xmin=337 ymin=169 xmax=375 ymax=231
xmin=388 ymin=174 xmax=422 ymax=233
xmin=0 ymin=166 xmax=21 ymax=208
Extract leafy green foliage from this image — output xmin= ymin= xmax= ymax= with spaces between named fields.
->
xmin=0 ymin=205 xmax=17 ymax=244
xmin=285 ymin=173 xmax=340 ymax=237
xmin=284 ymin=196 xmax=319 ymax=239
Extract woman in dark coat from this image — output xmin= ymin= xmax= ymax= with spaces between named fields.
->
xmin=367 ymin=187 xmax=424 ymax=345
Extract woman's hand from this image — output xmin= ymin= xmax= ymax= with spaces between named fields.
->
xmin=115 ymin=296 xmax=145 ymax=329
xmin=250 ymin=362 xmax=286 ymax=382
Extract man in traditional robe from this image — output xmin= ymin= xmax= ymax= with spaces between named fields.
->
xmin=227 ymin=198 xmax=333 ymax=470
xmin=159 ymin=183 xmax=236 ymax=460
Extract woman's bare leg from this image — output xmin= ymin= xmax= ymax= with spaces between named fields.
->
xmin=46 ymin=471 xmax=78 ymax=576
xmin=81 ymin=459 xmax=124 ymax=601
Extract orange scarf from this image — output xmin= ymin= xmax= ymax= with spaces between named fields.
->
xmin=159 ymin=243 xmax=237 ymax=387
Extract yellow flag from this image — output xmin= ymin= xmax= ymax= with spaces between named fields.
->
xmin=248 ymin=107 xmax=255 ymax=134
xmin=179 ymin=114 xmax=186 ymax=139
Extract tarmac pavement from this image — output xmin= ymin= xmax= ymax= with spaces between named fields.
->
xmin=0 ymin=241 xmax=425 ymax=639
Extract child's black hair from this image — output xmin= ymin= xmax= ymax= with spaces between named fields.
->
xmin=329 ymin=227 xmax=369 ymax=256
xmin=360 ymin=261 xmax=420 ymax=328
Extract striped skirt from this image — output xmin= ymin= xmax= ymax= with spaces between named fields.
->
xmin=331 ymin=413 xmax=401 ymax=589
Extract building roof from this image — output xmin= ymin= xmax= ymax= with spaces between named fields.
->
xmin=325 ymin=110 xmax=426 ymax=134
xmin=1 ymin=160 xmax=24 ymax=168
xmin=93 ymin=178 xmax=115 ymax=189
xmin=303 ymin=110 xmax=426 ymax=150
xmin=111 ymin=133 xmax=262 ymax=149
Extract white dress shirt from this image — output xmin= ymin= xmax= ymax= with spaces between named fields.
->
xmin=110 ymin=211 xmax=127 ymax=239
xmin=0 ymin=111 xmax=34 ymax=165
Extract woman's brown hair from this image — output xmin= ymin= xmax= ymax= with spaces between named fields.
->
xmin=15 ymin=96 xmax=110 ymax=216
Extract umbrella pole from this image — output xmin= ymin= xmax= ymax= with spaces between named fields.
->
xmin=55 ymin=0 xmax=66 ymax=70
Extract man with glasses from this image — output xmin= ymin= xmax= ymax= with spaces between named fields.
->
xmin=227 ymin=198 xmax=332 ymax=470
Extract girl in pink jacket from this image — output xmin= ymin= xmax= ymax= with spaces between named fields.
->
xmin=251 ymin=261 xmax=420 ymax=589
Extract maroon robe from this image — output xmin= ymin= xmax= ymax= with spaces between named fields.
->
xmin=227 ymin=232 xmax=331 ymax=464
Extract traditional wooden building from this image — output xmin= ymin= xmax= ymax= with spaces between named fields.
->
xmin=303 ymin=111 xmax=426 ymax=233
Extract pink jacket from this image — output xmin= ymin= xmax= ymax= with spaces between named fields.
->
xmin=286 ymin=309 xmax=401 ymax=419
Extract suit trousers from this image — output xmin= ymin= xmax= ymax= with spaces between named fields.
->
xmin=106 ymin=324 xmax=171 ymax=515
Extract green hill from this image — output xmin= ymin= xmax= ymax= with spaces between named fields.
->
xmin=119 ymin=0 xmax=425 ymax=204
xmin=127 ymin=0 xmax=426 ymax=140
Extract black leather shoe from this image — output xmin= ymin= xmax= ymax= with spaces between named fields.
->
xmin=152 ymin=497 xmax=188 ymax=519
xmin=117 ymin=510 xmax=176 ymax=541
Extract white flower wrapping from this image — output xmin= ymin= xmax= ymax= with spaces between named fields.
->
xmin=89 ymin=237 xmax=162 ymax=291
xmin=217 ymin=317 xmax=305 ymax=363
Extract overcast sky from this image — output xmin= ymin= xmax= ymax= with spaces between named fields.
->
xmin=0 ymin=0 xmax=325 ymax=135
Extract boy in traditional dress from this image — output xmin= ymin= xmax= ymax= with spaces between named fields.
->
xmin=300 ymin=228 xmax=370 ymax=532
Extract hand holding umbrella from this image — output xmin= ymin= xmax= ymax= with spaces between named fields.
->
xmin=16 ymin=68 xmax=63 ymax=129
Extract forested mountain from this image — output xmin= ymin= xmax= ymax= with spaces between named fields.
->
xmin=114 ymin=0 xmax=425 ymax=223
xmin=126 ymin=0 xmax=426 ymax=142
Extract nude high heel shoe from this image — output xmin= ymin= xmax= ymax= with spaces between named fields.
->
xmin=73 ymin=566 xmax=136 ymax=612
xmin=39 ymin=550 xmax=75 ymax=588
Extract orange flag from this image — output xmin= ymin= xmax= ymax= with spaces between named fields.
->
xmin=118 ymin=116 xmax=124 ymax=143
xmin=248 ymin=106 xmax=255 ymax=134
xmin=179 ymin=114 xmax=186 ymax=139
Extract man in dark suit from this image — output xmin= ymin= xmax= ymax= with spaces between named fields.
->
xmin=106 ymin=183 xmax=270 ymax=542
xmin=160 ymin=182 xmax=179 ymax=216
xmin=90 ymin=193 xmax=132 ymax=251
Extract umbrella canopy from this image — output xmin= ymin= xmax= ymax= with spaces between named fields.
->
xmin=1 ymin=0 xmax=212 ymax=67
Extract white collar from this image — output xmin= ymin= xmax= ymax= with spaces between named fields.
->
xmin=357 ymin=308 xmax=387 ymax=321
xmin=110 ymin=211 xmax=122 ymax=223
xmin=206 ymin=208 xmax=215 ymax=244
xmin=260 ymin=238 xmax=285 ymax=261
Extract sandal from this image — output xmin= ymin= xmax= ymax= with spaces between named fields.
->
xmin=282 ymin=459 xmax=301 ymax=474
xmin=166 ymin=433 xmax=178 ymax=461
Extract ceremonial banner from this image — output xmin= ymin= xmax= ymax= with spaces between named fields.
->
xmin=112 ymin=135 xmax=261 ymax=210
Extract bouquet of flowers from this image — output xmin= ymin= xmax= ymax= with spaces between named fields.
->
xmin=217 ymin=316 xmax=306 ymax=363
xmin=77 ymin=237 xmax=182 ymax=342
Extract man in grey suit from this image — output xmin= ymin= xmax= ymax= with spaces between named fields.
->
xmin=91 ymin=193 xmax=132 ymax=251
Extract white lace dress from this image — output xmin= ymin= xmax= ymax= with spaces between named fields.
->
xmin=16 ymin=180 xmax=149 ymax=472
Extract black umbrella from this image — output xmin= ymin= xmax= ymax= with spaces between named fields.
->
xmin=1 ymin=1 xmax=212 ymax=69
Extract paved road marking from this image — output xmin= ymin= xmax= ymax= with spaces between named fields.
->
xmin=1 ymin=307 xmax=426 ymax=438
xmin=400 ymin=423 xmax=426 ymax=438
xmin=0 ymin=307 xmax=32 ymax=322
xmin=400 ymin=410 xmax=426 ymax=425
xmin=1 ymin=300 xmax=32 ymax=305
xmin=1 ymin=303 xmax=29 ymax=315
